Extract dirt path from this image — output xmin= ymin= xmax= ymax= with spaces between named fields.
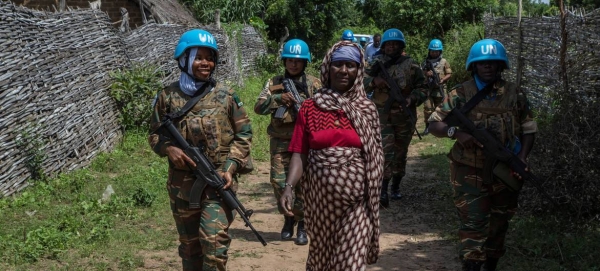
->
xmin=139 ymin=140 xmax=461 ymax=271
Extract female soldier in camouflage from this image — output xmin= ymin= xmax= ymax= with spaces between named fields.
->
xmin=254 ymin=39 xmax=321 ymax=246
xmin=428 ymin=39 xmax=537 ymax=271
xmin=149 ymin=29 xmax=252 ymax=271
xmin=364 ymin=28 xmax=427 ymax=207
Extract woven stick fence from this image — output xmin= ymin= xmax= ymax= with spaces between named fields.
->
xmin=484 ymin=9 xmax=600 ymax=214
xmin=1 ymin=1 xmax=267 ymax=198
xmin=0 ymin=1 xmax=126 ymax=197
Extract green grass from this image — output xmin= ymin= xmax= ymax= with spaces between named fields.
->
xmin=1 ymin=75 xmax=599 ymax=270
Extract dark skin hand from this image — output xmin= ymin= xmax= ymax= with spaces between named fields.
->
xmin=280 ymin=92 xmax=297 ymax=107
xmin=280 ymin=152 xmax=307 ymax=216
xmin=165 ymin=145 xmax=233 ymax=189
xmin=428 ymin=122 xmax=534 ymax=181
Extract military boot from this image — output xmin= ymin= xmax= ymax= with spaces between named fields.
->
xmin=482 ymin=258 xmax=499 ymax=271
xmin=422 ymin=123 xmax=430 ymax=135
xmin=380 ymin=178 xmax=390 ymax=208
xmin=295 ymin=221 xmax=308 ymax=245
xmin=281 ymin=216 xmax=295 ymax=240
xmin=390 ymin=175 xmax=402 ymax=200
xmin=462 ymin=260 xmax=483 ymax=271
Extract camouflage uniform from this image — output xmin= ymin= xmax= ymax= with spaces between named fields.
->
xmin=149 ymin=82 xmax=252 ymax=271
xmin=254 ymin=74 xmax=321 ymax=220
xmin=364 ymin=55 xmax=427 ymax=181
xmin=422 ymin=58 xmax=452 ymax=123
xmin=428 ymin=79 xmax=537 ymax=262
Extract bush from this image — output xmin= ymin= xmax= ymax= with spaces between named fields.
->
xmin=109 ymin=64 xmax=163 ymax=130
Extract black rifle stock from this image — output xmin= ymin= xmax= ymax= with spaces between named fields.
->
xmin=446 ymin=108 xmax=558 ymax=206
xmin=162 ymin=119 xmax=267 ymax=246
xmin=274 ymin=78 xmax=304 ymax=119
xmin=375 ymin=61 xmax=422 ymax=140
xmin=424 ymin=62 xmax=446 ymax=100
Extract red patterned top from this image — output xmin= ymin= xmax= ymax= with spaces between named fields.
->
xmin=289 ymin=99 xmax=362 ymax=154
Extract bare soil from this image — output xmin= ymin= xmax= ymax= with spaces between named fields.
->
xmin=136 ymin=140 xmax=462 ymax=271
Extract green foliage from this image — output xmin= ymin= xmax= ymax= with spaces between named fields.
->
xmin=109 ymin=64 xmax=163 ymax=130
xmin=182 ymin=0 xmax=267 ymax=24
xmin=16 ymin=124 xmax=47 ymax=181
xmin=264 ymin=0 xmax=361 ymax=58
xmin=0 ymin=132 xmax=171 ymax=268
xmin=440 ymin=23 xmax=484 ymax=87
xmin=233 ymin=74 xmax=274 ymax=161
xmin=254 ymin=53 xmax=283 ymax=75
xmin=131 ymin=187 xmax=157 ymax=207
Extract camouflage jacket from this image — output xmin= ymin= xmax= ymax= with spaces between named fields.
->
xmin=149 ymin=82 xmax=252 ymax=175
xmin=422 ymin=58 xmax=452 ymax=94
xmin=429 ymin=79 xmax=538 ymax=168
xmin=364 ymin=54 xmax=427 ymax=109
xmin=254 ymin=74 xmax=321 ymax=139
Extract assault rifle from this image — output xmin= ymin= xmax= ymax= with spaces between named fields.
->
xmin=371 ymin=59 xmax=422 ymax=140
xmin=423 ymin=62 xmax=446 ymax=99
xmin=274 ymin=78 xmax=304 ymax=119
xmin=162 ymin=119 xmax=268 ymax=246
xmin=445 ymin=108 xmax=558 ymax=206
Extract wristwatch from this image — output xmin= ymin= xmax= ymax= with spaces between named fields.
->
xmin=447 ymin=126 xmax=456 ymax=138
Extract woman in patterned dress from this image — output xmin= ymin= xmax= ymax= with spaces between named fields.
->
xmin=280 ymin=41 xmax=384 ymax=271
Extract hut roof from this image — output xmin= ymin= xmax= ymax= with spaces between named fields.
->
xmin=136 ymin=0 xmax=198 ymax=25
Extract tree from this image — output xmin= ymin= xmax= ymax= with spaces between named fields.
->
xmin=264 ymin=0 xmax=360 ymax=59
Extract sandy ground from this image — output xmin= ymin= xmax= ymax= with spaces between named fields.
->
xmin=137 ymin=139 xmax=462 ymax=271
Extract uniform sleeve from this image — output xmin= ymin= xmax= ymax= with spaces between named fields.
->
xmin=444 ymin=60 xmax=453 ymax=75
xmin=224 ymin=91 xmax=253 ymax=174
xmin=288 ymin=105 xmax=309 ymax=154
xmin=363 ymin=57 xmax=380 ymax=92
xmin=254 ymin=78 xmax=282 ymax=115
xmin=148 ymin=89 xmax=173 ymax=157
xmin=409 ymin=60 xmax=428 ymax=107
xmin=517 ymin=89 xmax=538 ymax=134
xmin=428 ymin=85 xmax=466 ymax=123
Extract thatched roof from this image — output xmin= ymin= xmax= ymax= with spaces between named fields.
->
xmin=137 ymin=0 xmax=198 ymax=26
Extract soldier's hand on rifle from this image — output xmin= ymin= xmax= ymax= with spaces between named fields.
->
xmin=166 ymin=146 xmax=196 ymax=169
xmin=512 ymin=155 xmax=529 ymax=180
xmin=219 ymin=171 xmax=234 ymax=190
xmin=454 ymin=130 xmax=483 ymax=149
xmin=280 ymin=92 xmax=297 ymax=107
xmin=373 ymin=76 xmax=389 ymax=89
xmin=425 ymin=70 xmax=434 ymax=78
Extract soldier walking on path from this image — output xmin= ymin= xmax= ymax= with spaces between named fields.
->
xmin=364 ymin=28 xmax=427 ymax=208
xmin=421 ymin=39 xmax=452 ymax=135
xmin=253 ymin=39 xmax=321 ymax=246
xmin=427 ymin=39 xmax=538 ymax=271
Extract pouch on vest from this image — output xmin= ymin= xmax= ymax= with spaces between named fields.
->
xmin=493 ymin=162 xmax=523 ymax=192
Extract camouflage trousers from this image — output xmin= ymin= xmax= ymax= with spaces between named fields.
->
xmin=379 ymin=107 xmax=416 ymax=180
xmin=450 ymin=161 xmax=518 ymax=261
xmin=270 ymin=137 xmax=304 ymax=220
xmin=169 ymin=183 xmax=235 ymax=271
xmin=423 ymin=90 xmax=444 ymax=124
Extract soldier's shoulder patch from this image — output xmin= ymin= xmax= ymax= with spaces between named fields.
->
xmin=232 ymin=93 xmax=243 ymax=108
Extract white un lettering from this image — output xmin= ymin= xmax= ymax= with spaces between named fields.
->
xmin=290 ymin=44 xmax=302 ymax=54
xmin=198 ymin=33 xmax=214 ymax=44
xmin=481 ymin=44 xmax=497 ymax=55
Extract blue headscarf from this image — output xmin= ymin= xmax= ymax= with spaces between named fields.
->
xmin=331 ymin=45 xmax=361 ymax=64
xmin=178 ymin=47 xmax=207 ymax=96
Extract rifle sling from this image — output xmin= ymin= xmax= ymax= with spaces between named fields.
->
xmin=164 ymin=82 xmax=214 ymax=121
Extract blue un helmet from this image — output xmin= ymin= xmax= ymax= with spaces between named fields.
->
xmin=341 ymin=29 xmax=354 ymax=41
xmin=428 ymin=39 xmax=443 ymax=51
xmin=381 ymin=28 xmax=406 ymax=49
xmin=466 ymin=39 xmax=510 ymax=71
xmin=173 ymin=29 xmax=219 ymax=61
xmin=281 ymin=39 xmax=311 ymax=62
